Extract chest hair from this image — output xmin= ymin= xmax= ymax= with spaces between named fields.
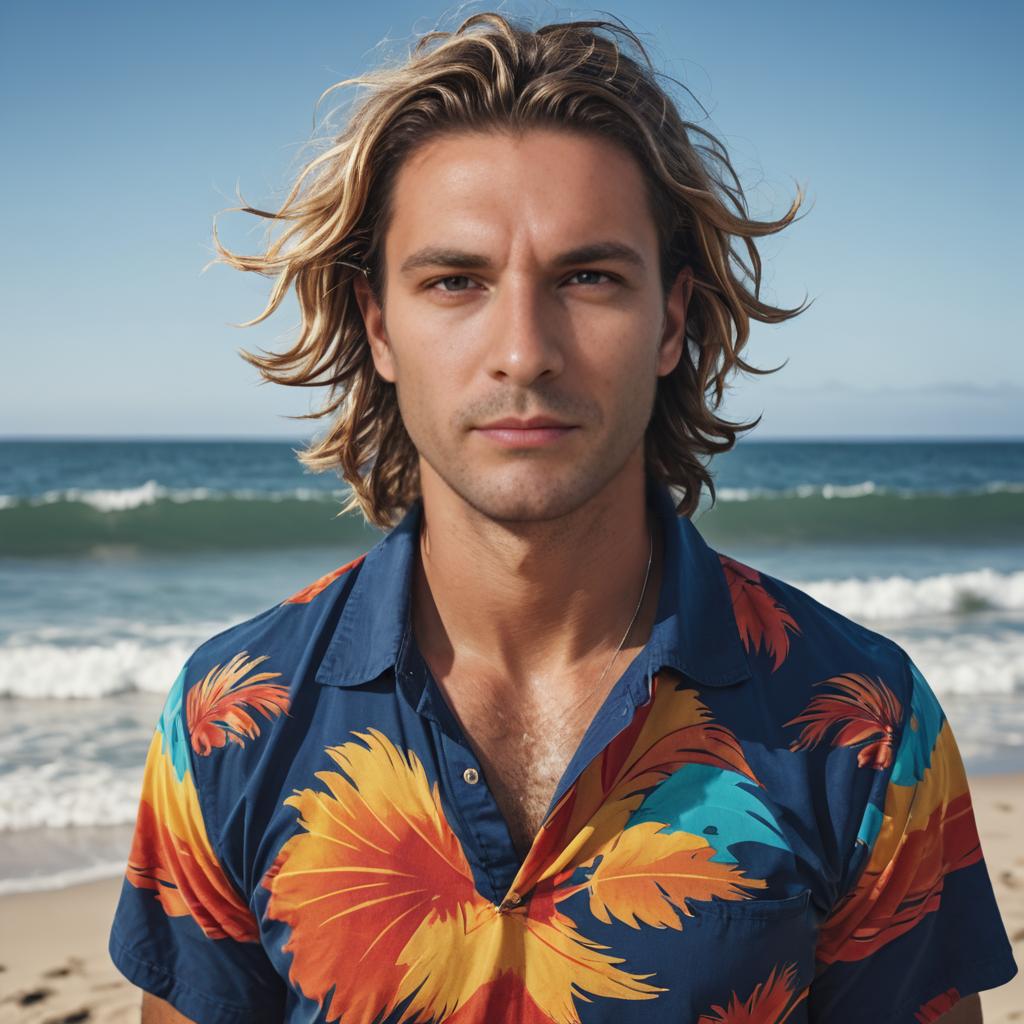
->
xmin=455 ymin=697 xmax=601 ymax=858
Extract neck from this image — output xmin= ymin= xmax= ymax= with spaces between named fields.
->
xmin=411 ymin=460 xmax=664 ymax=706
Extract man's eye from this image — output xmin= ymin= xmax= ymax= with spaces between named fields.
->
xmin=425 ymin=270 xmax=616 ymax=294
xmin=568 ymin=270 xmax=615 ymax=286
xmin=428 ymin=275 xmax=477 ymax=293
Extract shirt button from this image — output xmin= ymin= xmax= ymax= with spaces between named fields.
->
xmin=462 ymin=767 xmax=479 ymax=785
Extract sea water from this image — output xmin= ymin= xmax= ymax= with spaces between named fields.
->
xmin=1 ymin=438 xmax=1022 ymax=892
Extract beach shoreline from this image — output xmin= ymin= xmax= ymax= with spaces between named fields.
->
xmin=1 ymin=773 xmax=1021 ymax=1022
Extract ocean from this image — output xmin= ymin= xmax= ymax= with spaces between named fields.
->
xmin=2 ymin=437 xmax=1023 ymax=895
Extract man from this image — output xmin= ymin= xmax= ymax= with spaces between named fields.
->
xmin=109 ymin=12 xmax=1017 ymax=1023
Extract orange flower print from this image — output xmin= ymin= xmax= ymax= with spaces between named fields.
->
xmin=515 ymin=675 xmax=766 ymax=896
xmin=581 ymin=822 xmax=768 ymax=929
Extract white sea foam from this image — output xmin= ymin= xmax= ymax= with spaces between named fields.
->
xmin=0 ymin=764 xmax=144 ymax=832
xmin=3 ymin=572 xmax=1023 ymax=701
xmin=0 ymin=480 xmax=347 ymax=511
xmin=714 ymin=480 xmax=1024 ymax=501
xmin=0 ymin=626 xmax=1020 ymax=849
xmin=0 ymin=635 xmax=206 ymax=698
xmin=0 ymin=860 xmax=128 ymax=896
xmin=1 ymin=636 xmax=1021 ymax=838
xmin=2 ymin=478 xmax=1024 ymax=512
xmin=888 ymin=632 xmax=1024 ymax=697
xmin=796 ymin=568 xmax=1024 ymax=621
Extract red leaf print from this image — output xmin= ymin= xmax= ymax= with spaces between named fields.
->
xmin=817 ymin=791 xmax=982 ymax=964
xmin=282 ymin=553 xmax=366 ymax=604
xmin=186 ymin=651 xmax=290 ymax=756
xmin=263 ymin=730 xmax=482 ymax=1023
xmin=519 ymin=677 xmax=761 ymax=894
xmin=127 ymin=797 xmax=259 ymax=942
xmin=444 ymin=970 xmax=571 ymax=1024
xmin=916 ymin=988 xmax=961 ymax=1022
xmin=785 ymin=673 xmax=901 ymax=770
xmin=719 ymin=554 xmax=800 ymax=671
xmin=125 ymin=733 xmax=259 ymax=942
xmin=697 ymin=962 xmax=809 ymax=1023
xmin=264 ymin=729 xmax=662 ymax=1023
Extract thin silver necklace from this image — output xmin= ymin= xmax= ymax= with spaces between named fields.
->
xmin=592 ymin=524 xmax=655 ymax=694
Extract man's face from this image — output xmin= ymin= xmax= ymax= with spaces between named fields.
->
xmin=354 ymin=127 xmax=691 ymax=524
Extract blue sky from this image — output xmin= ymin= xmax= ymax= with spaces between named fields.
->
xmin=1 ymin=0 xmax=1020 ymax=439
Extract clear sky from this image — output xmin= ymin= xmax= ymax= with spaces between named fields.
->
xmin=2 ymin=0 xmax=1020 ymax=439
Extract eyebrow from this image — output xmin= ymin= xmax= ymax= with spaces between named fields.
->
xmin=398 ymin=241 xmax=647 ymax=276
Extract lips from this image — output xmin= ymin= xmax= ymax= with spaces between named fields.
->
xmin=476 ymin=417 xmax=574 ymax=430
xmin=473 ymin=419 xmax=578 ymax=449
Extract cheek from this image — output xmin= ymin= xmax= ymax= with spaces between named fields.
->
xmin=592 ymin=336 xmax=660 ymax=410
xmin=391 ymin=361 xmax=459 ymax=451
xmin=388 ymin=307 xmax=470 ymax=380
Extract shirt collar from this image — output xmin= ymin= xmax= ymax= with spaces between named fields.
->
xmin=314 ymin=477 xmax=751 ymax=691
xmin=643 ymin=477 xmax=752 ymax=687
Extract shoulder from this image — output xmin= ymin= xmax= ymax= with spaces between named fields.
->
xmin=167 ymin=551 xmax=370 ymax=767
xmin=716 ymin=549 xmax=914 ymax=707
xmin=712 ymin=550 xmax=953 ymax=899
xmin=187 ymin=551 xmax=368 ymax=694
xmin=148 ymin=553 xmax=371 ymax=884
xmin=195 ymin=550 xmax=369 ymax=662
xmin=713 ymin=549 xmax=931 ymax=829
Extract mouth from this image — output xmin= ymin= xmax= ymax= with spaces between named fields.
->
xmin=473 ymin=419 xmax=579 ymax=449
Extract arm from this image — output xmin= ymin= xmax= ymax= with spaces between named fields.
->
xmin=109 ymin=661 xmax=286 ymax=1023
xmin=808 ymin=656 xmax=1016 ymax=1021
xmin=142 ymin=992 xmax=198 ymax=1024
xmin=936 ymin=992 xmax=983 ymax=1024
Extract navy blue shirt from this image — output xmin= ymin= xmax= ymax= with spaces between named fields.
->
xmin=109 ymin=478 xmax=1018 ymax=1022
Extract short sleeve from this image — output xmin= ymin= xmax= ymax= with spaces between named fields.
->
xmin=108 ymin=662 xmax=285 ymax=1024
xmin=808 ymin=654 xmax=1018 ymax=1021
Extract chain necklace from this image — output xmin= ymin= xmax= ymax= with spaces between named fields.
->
xmin=419 ymin=522 xmax=655 ymax=720
xmin=592 ymin=524 xmax=655 ymax=696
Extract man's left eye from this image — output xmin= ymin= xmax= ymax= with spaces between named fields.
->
xmin=569 ymin=270 xmax=615 ymax=286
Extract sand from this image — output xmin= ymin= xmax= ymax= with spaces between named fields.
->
xmin=0 ymin=773 xmax=1021 ymax=1023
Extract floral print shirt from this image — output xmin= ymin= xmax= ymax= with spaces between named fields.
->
xmin=108 ymin=478 xmax=1018 ymax=1023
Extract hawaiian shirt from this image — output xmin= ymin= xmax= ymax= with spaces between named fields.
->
xmin=108 ymin=477 xmax=1018 ymax=1023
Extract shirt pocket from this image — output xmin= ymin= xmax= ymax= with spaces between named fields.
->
xmin=688 ymin=886 xmax=813 ymax=922
xmin=678 ymin=888 xmax=818 ymax=1021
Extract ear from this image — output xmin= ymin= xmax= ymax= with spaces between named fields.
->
xmin=656 ymin=265 xmax=694 ymax=378
xmin=353 ymin=273 xmax=397 ymax=383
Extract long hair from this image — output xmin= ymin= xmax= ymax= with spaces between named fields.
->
xmin=212 ymin=11 xmax=811 ymax=530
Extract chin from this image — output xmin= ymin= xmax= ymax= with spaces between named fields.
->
xmin=448 ymin=464 xmax=621 ymax=525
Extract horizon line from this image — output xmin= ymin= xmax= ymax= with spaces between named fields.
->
xmin=2 ymin=433 xmax=1024 ymax=444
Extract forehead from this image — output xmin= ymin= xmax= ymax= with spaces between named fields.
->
xmin=383 ymin=128 xmax=659 ymax=262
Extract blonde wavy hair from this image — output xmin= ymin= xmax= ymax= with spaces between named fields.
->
xmin=213 ymin=11 xmax=810 ymax=530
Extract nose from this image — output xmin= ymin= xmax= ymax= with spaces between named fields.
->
xmin=483 ymin=277 xmax=565 ymax=386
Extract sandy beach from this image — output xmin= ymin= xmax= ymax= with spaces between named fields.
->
xmin=1 ymin=772 xmax=1021 ymax=1023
